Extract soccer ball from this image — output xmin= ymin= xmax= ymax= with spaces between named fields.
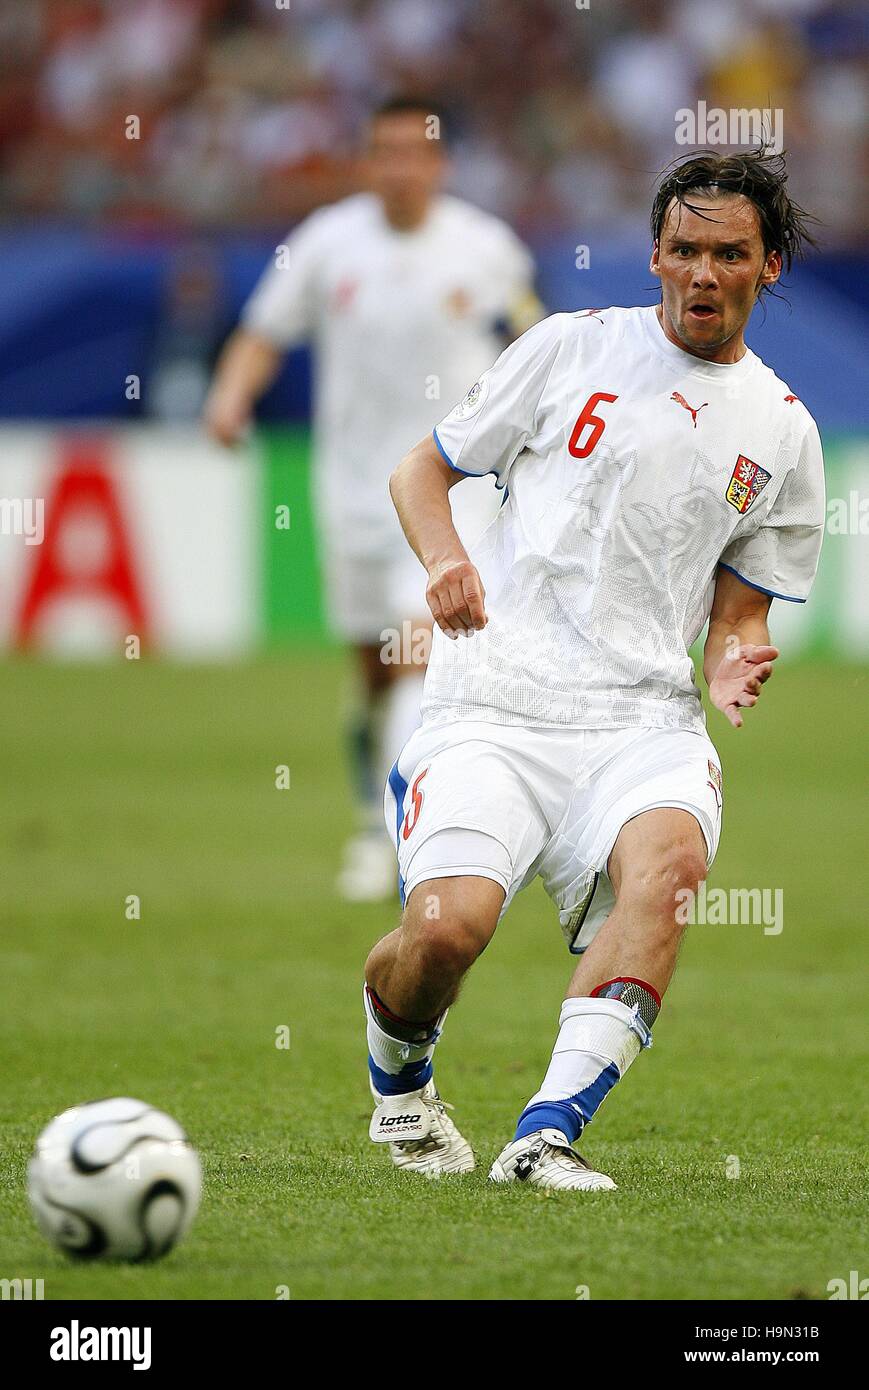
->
xmin=27 ymin=1097 xmax=202 ymax=1262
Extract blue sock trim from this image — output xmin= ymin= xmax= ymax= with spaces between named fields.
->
xmin=369 ymin=1055 xmax=433 ymax=1097
xmin=514 ymin=1102 xmax=584 ymax=1144
xmin=513 ymin=1062 xmax=621 ymax=1143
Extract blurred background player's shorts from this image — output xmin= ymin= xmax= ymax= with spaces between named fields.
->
xmin=320 ymin=472 xmax=502 ymax=642
xmin=321 ymin=532 xmax=427 ymax=643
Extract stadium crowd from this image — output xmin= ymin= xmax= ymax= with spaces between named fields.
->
xmin=0 ymin=0 xmax=865 ymax=241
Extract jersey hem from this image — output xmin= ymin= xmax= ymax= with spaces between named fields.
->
xmin=718 ymin=562 xmax=806 ymax=603
xmin=420 ymin=707 xmax=708 ymax=734
xmin=432 ymin=426 xmax=459 ymax=470
xmin=433 ymin=427 xmax=506 ymax=489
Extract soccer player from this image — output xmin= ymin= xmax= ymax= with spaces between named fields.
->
xmin=364 ymin=149 xmax=825 ymax=1188
xmin=204 ymin=98 xmax=542 ymax=901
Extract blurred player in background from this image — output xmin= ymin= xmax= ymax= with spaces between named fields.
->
xmin=204 ymin=98 xmax=542 ymax=901
xmin=366 ymin=148 xmax=825 ymax=1188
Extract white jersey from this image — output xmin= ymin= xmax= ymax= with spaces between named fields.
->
xmin=426 ymin=305 xmax=826 ymax=733
xmin=242 ymin=192 xmax=536 ymax=555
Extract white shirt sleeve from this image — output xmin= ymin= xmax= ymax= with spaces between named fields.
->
xmin=433 ymin=315 xmax=563 ymax=487
xmin=240 ymin=213 xmax=325 ymax=349
xmin=719 ymin=420 xmax=826 ymax=602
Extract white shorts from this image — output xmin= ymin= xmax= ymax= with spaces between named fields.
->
xmin=319 ymin=475 xmax=501 ymax=644
xmin=322 ymin=540 xmax=425 ymax=643
xmin=384 ymin=720 xmax=723 ymax=953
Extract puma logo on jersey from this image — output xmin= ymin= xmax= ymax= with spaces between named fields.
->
xmin=784 ymin=394 xmax=799 ymax=403
xmin=671 ymin=392 xmax=708 ymax=428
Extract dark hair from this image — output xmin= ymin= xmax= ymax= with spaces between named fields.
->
xmin=651 ymin=146 xmax=818 ymax=294
xmin=371 ymin=96 xmax=448 ymax=143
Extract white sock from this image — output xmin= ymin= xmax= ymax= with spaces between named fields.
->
xmin=364 ymin=984 xmax=444 ymax=1097
xmin=514 ymin=996 xmax=652 ymax=1143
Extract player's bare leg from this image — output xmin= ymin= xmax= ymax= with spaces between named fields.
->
xmin=338 ymin=620 xmax=429 ymax=902
xmin=568 ymin=807 xmax=708 ymax=1000
xmin=364 ymin=876 xmax=503 ymax=1174
xmin=491 ymin=808 xmax=707 ymax=1191
xmin=366 ymin=874 xmax=503 ymax=1017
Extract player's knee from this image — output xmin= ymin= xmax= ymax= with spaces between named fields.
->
xmin=627 ymin=843 xmax=708 ymax=925
xmin=669 ymin=844 xmax=708 ymax=899
xmin=407 ymin=916 xmax=486 ymax=980
xmin=402 ymin=884 xmax=496 ymax=980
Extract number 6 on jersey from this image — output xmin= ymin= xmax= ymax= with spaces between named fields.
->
xmin=568 ymin=391 xmax=619 ymax=459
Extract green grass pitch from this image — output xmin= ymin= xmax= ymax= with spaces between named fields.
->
xmin=1 ymin=653 xmax=866 ymax=1301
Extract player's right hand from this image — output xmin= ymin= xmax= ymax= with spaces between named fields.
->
xmin=202 ymin=392 xmax=250 ymax=448
xmin=426 ymin=558 xmax=487 ymax=639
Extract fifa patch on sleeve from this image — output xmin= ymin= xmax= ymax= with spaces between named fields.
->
xmin=451 ymin=377 xmax=489 ymax=421
xmin=726 ymin=455 xmax=771 ymax=514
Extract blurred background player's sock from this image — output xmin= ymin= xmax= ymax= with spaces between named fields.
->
xmin=513 ymin=986 xmax=657 ymax=1143
xmin=345 ymin=670 xmax=423 ymax=837
xmin=346 ymin=698 xmax=383 ymax=832
xmin=364 ymin=983 xmax=445 ymax=1096
xmin=338 ymin=694 xmax=396 ymax=900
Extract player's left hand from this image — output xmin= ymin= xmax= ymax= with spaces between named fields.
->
xmin=709 ymin=643 xmax=779 ymax=729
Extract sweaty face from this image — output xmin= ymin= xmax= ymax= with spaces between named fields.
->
xmin=363 ymin=111 xmax=445 ymax=227
xmin=651 ymin=193 xmax=781 ymax=362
